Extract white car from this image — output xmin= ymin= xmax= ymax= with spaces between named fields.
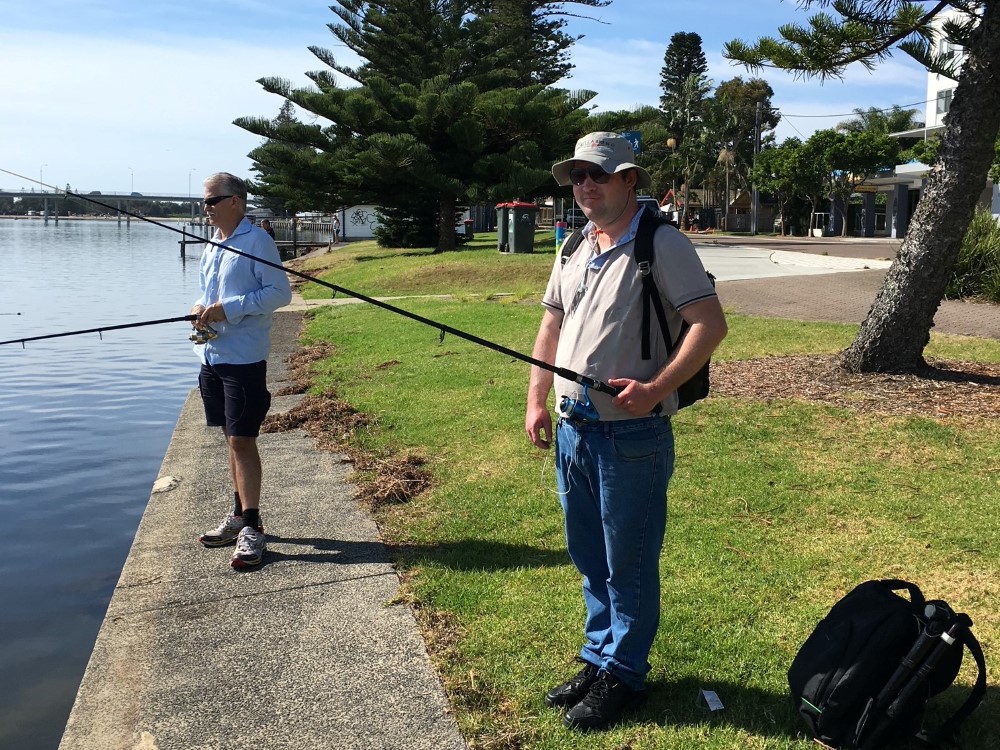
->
xmin=637 ymin=196 xmax=663 ymax=215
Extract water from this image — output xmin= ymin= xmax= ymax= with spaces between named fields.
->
xmin=0 ymin=218 xmax=203 ymax=749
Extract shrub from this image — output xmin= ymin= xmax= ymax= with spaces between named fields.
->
xmin=946 ymin=209 xmax=1000 ymax=303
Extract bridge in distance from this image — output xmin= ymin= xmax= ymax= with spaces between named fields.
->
xmin=0 ymin=189 xmax=201 ymax=204
xmin=1 ymin=189 xmax=211 ymax=225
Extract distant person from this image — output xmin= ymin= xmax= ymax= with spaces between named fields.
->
xmin=260 ymin=218 xmax=276 ymax=239
xmin=525 ymin=133 xmax=726 ymax=731
xmin=331 ymin=214 xmax=341 ymax=246
xmin=191 ymin=172 xmax=292 ymax=569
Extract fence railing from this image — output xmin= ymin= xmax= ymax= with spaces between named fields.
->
xmin=177 ymin=219 xmax=335 ymax=259
xmin=269 ymin=220 xmax=335 ymax=245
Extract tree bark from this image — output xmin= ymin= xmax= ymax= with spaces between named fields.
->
xmin=840 ymin=4 xmax=1000 ymax=373
xmin=435 ymin=196 xmax=457 ymax=253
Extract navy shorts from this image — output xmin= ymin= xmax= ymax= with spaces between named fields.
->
xmin=198 ymin=361 xmax=271 ymax=437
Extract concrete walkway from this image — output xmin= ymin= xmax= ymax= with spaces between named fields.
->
xmin=59 ymin=312 xmax=467 ymax=750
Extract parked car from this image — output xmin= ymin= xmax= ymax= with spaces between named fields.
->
xmin=637 ymin=196 xmax=663 ymax=214
xmin=564 ymin=196 xmax=663 ymax=229
xmin=564 ymin=206 xmax=588 ymax=228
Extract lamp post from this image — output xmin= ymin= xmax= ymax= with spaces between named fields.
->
xmin=39 ymin=163 xmax=49 ymax=219
xmin=188 ymin=168 xmax=198 ymax=223
xmin=718 ymin=149 xmax=734 ymax=232
xmin=665 ymin=138 xmax=678 ymax=225
xmin=667 ymin=136 xmax=689 ymax=230
xmin=751 ymin=101 xmax=761 ymax=236
xmin=128 ymin=167 xmax=134 ymax=194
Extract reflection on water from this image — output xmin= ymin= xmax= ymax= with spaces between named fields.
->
xmin=0 ymin=219 xmax=203 ymax=749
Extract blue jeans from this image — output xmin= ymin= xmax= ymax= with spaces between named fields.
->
xmin=555 ymin=415 xmax=675 ymax=691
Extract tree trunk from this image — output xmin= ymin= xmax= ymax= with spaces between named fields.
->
xmin=840 ymin=4 xmax=1000 ymax=373
xmin=435 ymin=196 xmax=457 ymax=253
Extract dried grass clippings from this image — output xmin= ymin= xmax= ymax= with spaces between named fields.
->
xmin=273 ymin=341 xmax=335 ymax=396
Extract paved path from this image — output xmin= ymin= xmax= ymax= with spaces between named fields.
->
xmin=694 ymin=237 xmax=1000 ymax=339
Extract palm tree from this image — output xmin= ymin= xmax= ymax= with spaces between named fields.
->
xmin=836 ymin=105 xmax=923 ymax=136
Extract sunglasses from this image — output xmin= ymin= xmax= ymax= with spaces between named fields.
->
xmin=203 ymin=194 xmax=234 ymax=206
xmin=569 ymin=166 xmax=612 ymax=186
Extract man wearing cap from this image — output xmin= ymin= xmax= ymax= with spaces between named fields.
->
xmin=525 ymin=132 xmax=727 ymax=730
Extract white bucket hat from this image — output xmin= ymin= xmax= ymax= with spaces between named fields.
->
xmin=552 ymin=131 xmax=652 ymax=189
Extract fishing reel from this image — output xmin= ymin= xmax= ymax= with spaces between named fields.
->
xmin=559 ymin=385 xmax=600 ymax=424
xmin=189 ymin=323 xmax=218 ymax=345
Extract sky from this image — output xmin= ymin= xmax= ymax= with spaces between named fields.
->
xmin=0 ymin=0 xmax=932 ymax=199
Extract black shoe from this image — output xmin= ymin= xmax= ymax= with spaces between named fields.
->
xmin=545 ymin=659 xmax=600 ymax=708
xmin=563 ymin=670 xmax=647 ymax=731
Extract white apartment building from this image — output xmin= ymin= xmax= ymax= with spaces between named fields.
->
xmin=860 ymin=9 xmax=1000 ymax=237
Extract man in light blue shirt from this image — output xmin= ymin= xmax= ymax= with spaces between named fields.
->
xmin=191 ymin=172 xmax=292 ymax=569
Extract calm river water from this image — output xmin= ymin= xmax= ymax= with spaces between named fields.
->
xmin=0 ymin=218 xmax=205 ymax=749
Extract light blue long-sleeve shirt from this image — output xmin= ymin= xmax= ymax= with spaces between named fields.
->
xmin=194 ymin=217 xmax=292 ymax=365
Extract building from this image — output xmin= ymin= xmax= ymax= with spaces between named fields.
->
xmin=866 ymin=8 xmax=1000 ymax=238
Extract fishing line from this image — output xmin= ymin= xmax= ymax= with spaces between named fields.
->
xmin=0 ymin=315 xmax=198 ymax=348
xmin=0 ymin=168 xmax=621 ymax=396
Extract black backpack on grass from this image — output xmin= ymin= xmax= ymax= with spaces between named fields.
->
xmin=560 ymin=207 xmax=714 ymax=409
xmin=788 ymin=579 xmax=987 ymax=749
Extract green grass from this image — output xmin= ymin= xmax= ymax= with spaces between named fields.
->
xmin=298 ymin=233 xmax=559 ymax=301
xmin=295 ymin=238 xmax=1000 ymax=749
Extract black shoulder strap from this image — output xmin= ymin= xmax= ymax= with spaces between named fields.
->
xmin=634 ymin=208 xmax=676 ymax=360
xmin=881 ymin=578 xmax=927 ymax=609
xmin=559 ymin=228 xmax=586 ymax=265
xmin=633 ymin=207 xmax=663 ymax=266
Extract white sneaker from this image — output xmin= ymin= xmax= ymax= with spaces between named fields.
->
xmin=231 ymin=525 xmax=266 ymax=568
xmin=199 ymin=514 xmax=244 ymax=547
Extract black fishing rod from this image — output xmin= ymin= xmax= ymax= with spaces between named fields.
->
xmin=0 ymin=315 xmax=198 ymax=349
xmin=0 ymin=168 xmax=620 ymax=396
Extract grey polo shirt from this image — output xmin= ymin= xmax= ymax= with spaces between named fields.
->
xmin=542 ymin=215 xmax=716 ymax=420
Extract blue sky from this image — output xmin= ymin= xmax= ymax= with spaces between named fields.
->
xmin=1 ymin=1 xmax=930 ymax=197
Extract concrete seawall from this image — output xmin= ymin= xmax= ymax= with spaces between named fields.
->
xmin=59 ymin=311 xmax=466 ymax=750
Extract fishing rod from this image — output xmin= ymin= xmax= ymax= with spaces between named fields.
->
xmin=0 ymin=168 xmax=621 ymax=396
xmin=0 ymin=315 xmax=199 ymax=349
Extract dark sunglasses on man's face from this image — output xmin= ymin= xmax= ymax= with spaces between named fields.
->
xmin=569 ymin=165 xmax=612 ymax=186
xmin=203 ymin=194 xmax=234 ymax=206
